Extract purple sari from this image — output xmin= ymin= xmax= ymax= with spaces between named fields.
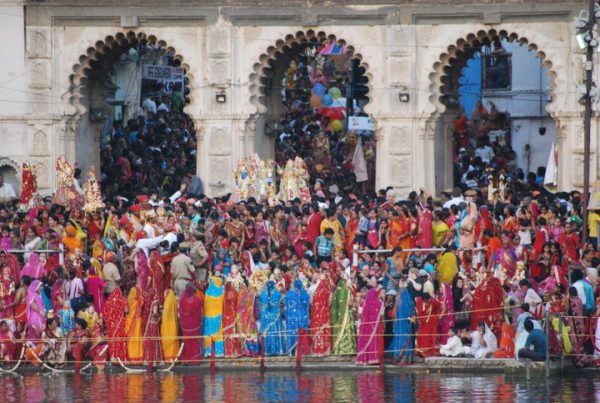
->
xmin=356 ymin=288 xmax=384 ymax=365
xmin=21 ymin=253 xmax=45 ymax=279
xmin=26 ymin=280 xmax=46 ymax=338
xmin=439 ymin=283 xmax=455 ymax=343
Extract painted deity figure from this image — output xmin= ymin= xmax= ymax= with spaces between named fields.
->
xmin=233 ymin=158 xmax=252 ymax=202
xmin=294 ymin=157 xmax=311 ymax=204
xmin=278 ymin=159 xmax=301 ymax=202
xmin=54 ymin=155 xmax=83 ymax=209
xmin=83 ymin=166 xmax=105 ymax=214
xmin=19 ymin=163 xmax=37 ymax=210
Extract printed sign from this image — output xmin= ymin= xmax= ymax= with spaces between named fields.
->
xmin=142 ymin=64 xmax=184 ymax=93
xmin=347 ymin=116 xmax=373 ymax=132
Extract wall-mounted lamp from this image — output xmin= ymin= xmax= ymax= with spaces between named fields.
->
xmin=399 ymin=92 xmax=410 ymax=103
xmin=216 ymin=93 xmax=227 ymax=104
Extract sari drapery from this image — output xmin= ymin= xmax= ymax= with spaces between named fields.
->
xmin=471 ymin=276 xmax=504 ymax=337
xmin=414 ymin=296 xmax=442 ymax=357
xmin=237 ymin=285 xmax=259 ymax=356
xmin=223 ymin=282 xmax=242 ymax=357
xmin=179 ymin=285 xmax=203 ymax=362
xmin=567 ymin=296 xmax=590 ymax=367
xmin=437 ymin=252 xmax=458 ymax=285
xmin=203 ymin=276 xmax=224 ymax=357
xmin=149 ymin=250 xmax=166 ymax=305
xmin=258 ymin=281 xmax=285 ymax=356
xmin=493 ymin=246 xmax=517 ymax=279
xmin=26 ymin=280 xmax=46 ymax=339
xmin=21 ymin=253 xmax=45 ymax=280
xmin=345 ymin=218 xmax=359 ymax=257
xmin=330 ymin=280 xmax=356 ymax=355
xmin=161 ymin=289 xmax=180 ymax=361
xmin=416 ymin=208 xmax=433 ymax=249
xmin=389 ymin=286 xmax=414 ymax=363
xmin=494 ymin=322 xmax=516 ymax=358
xmin=125 ymin=286 xmax=143 ymax=362
xmin=439 ymin=283 xmax=455 ymax=344
xmin=85 ymin=267 xmax=105 ymax=314
xmin=356 ymin=288 xmax=384 ymax=365
xmin=142 ymin=288 xmax=163 ymax=363
xmin=103 ymin=288 xmax=128 ymax=361
xmin=310 ymin=279 xmax=331 ymax=356
xmin=284 ymin=279 xmax=310 ymax=355
xmin=135 ymin=250 xmax=149 ymax=292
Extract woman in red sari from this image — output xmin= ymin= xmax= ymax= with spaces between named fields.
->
xmin=142 ymin=288 xmax=163 ymax=364
xmin=310 ymin=274 xmax=331 ymax=356
xmin=416 ymin=204 xmax=432 ymax=249
xmin=103 ymin=288 xmax=128 ymax=362
xmin=87 ymin=319 xmax=109 ymax=369
xmin=148 ymin=250 xmax=166 ymax=305
xmin=178 ymin=284 xmax=203 ymax=363
xmin=223 ymin=281 xmax=242 ymax=357
xmin=414 ymin=293 xmax=443 ymax=357
xmin=471 ymin=274 xmax=504 ymax=337
xmin=85 ymin=266 xmax=105 ymax=314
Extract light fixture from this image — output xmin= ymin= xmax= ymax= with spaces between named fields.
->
xmin=215 ymin=93 xmax=226 ymax=104
xmin=399 ymin=93 xmax=410 ymax=103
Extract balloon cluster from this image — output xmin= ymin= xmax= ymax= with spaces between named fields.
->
xmin=310 ymin=84 xmax=344 ymax=132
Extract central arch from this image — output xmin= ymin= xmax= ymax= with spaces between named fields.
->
xmin=67 ymin=31 xmax=194 ymax=196
xmin=428 ymin=28 xmax=559 ymax=194
xmin=248 ymin=30 xmax=376 ymax=191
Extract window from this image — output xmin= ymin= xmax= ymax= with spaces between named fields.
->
xmin=482 ymin=53 xmax=511 ymax=91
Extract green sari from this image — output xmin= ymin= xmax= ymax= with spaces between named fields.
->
xmin=330 ymin=281 xmax=356 ymax=355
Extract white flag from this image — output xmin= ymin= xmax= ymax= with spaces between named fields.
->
xmin=352 ymin=137 xmax=368 ymax=183
xmin=543 ymin=141 xmax=558 ymax=191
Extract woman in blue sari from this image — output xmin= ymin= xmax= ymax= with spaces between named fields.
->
xmin=258 ymin=280 xmax=285 ymax=356
xmin=283 ymin=279 xmax=310 ymax=355
xmin=212 ymin=248 xmax=232 ymax=276
xmin=389 ymin=280 xmax=415 ymax=365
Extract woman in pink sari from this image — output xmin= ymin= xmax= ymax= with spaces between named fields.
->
xmin=356 ymin=288 xmax=384 ymax=365
xmin=26 ymin=280 xmax=46 ymax=339
xmin=85 ymin=266 xmax=105 ymax=314
xmin=416 ymin=204 xmax=433 ymax=249
xmin=178 ymin=284 xmax=203 ymax=363
xmin=438 ymin=282 xmax=455 ymax=344
xmin=135 ymin=249 xmax=149 ymax=291
xmin=21 ymin=253 xmax=45 ymax=280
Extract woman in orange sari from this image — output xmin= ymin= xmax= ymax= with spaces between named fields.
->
xmin=345 ymin=209 xmax=359 ymax=257
xmin=398 ymin=211 xmax=411 ymax=260
xmin=494 ymin=322 xmax=515 ymax=358
xmin=387 ymin=211 xmax=403 ymax=249
xmin=125 ymin=285 xmax=143 ymax=362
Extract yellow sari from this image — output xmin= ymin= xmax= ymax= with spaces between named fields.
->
xmin=161 ymin=290 xmax=180 ymax=360
xmin=125 ymin=286 xmax=143 ymax=362
xmin=437 ymin=251 xmax=458 ymax=284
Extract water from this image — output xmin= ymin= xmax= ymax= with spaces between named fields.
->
xmin=1 ymin=371 xmax=598 ymax=402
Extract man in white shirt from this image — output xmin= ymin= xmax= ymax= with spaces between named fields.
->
xmin=442 ymin=187 xmax=464 ymax=210
xmin=474 ymin=138 xmax=495 ymax=165
xmin=0 ymin=174 xmax=17 ymax=201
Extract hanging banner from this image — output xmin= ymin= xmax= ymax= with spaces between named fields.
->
xmin=141 ymin=64 xmax=184 ymax=93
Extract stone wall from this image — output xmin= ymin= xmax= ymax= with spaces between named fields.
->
xmin=0 ymin=1 xmax=594 ymax=197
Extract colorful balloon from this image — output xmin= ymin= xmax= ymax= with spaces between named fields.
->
xmin=312 ymin=83 xmax=326 ymax=96
xmin=329 ymin=87 xmax=342 ymax=99
xmin=331 ymin=120 xmax=343 ymax=132
xmin=322 ymin=94 xmax=334 ymax=106
xmin=310 ymin=95 xmax=322 ymax=108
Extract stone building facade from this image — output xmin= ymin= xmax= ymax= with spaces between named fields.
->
xmin=0 ymin=0 xmax=595 ymax=196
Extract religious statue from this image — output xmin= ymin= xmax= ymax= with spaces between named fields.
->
xmin=54 ymin=155 xmax=83 ymax=210
xmin=83 ymin=166 xmax=105 ymax=213
xmin=19 ymin=163 xmax=37 ymax=210
xmin=277 ymin=157 xmax=311 ymax=203
xmin=232 ymin=157 xmax=252 ymax=203
xmin=294 ymin=157 xmax=312 ymax=204
xmin=258 ymin=159 xmax=277 ymax=201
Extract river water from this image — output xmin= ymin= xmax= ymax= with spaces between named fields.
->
xmin=1 ymin=371 xmax=598 ymax=402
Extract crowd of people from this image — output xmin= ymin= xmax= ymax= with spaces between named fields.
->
xmin=100 ymin=84 xmax=197 ymax=200
xmin=0 ymin=160 xmax=599 ymax=369
xmin=274 ymin=40 xmax=376 ymax=194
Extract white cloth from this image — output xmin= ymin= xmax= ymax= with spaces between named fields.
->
xmin=0 ymin=183 xmax=16 ymax=199
xmin=470 ymin=326 xmax=498 ymax=359
xmin=443 ymin=196 xmax=464 ymax=210
xmin=440 ymin=335 xmax=469 ymax=357
xmin=135 ymin=235 xmax=164 ymax=255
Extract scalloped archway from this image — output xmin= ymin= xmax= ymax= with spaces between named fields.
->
xmin=66 ymin=31 xmax=193 ymax=185
xmin=247 ymin=30 xmax=375 ymax=189
xmin=428 ymin=29 xmax=559 ymax=193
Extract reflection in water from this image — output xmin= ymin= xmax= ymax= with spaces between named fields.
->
xmin=2 ymin=371 xmax=600 ymax=402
